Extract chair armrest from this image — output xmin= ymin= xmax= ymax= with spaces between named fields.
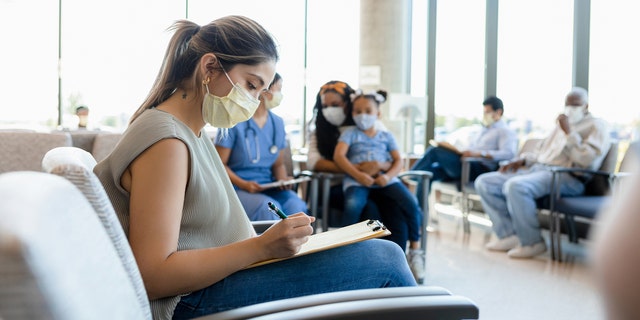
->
xmin=201 ymin=294 xmax=478 ymax=320
xmin=304 ymin=171 xmax=346 ymax=231
xmin=297 ymin=170 xmax=315 ymax=178
xmin=314 ymin=171 xmax=346 ymax=181
xmin=200 ymin=286 xmax=463 ymax=320
xmin=548 ymin=166 xmax=611 ymax=177
xmin=398 ymin=170 xmax=433 ymax=179
xmin=251 ymin=220 xmax=279 ymax=234
xmin=398 ymin=170 xmax=433 ymax=207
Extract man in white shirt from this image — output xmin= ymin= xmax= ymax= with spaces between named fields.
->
xmin=475 ymin=87 xmax=611 ymax=259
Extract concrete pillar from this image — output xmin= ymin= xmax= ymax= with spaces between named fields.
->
xmin=359 ymin=0 xmax=412 ymax=94
xmin=360 ymin=0 xmax=414 ymax=154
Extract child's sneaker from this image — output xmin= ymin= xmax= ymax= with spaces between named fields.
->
xmin=407 ymin=249 xmax=425 ymax=284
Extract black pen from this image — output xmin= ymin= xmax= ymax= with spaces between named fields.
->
xmin=267 ymin=202 xmax=288 ymax=219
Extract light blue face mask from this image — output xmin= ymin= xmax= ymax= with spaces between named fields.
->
xmin=353 ymin=114 xmax=378 ymax=130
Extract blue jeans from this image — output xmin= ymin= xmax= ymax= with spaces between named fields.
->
xmin=411 ymin=146 xmax=491 ymax=207
xmin=236 ymin=189 xmax=308 ymax=221
xmin=377 ymin=198 xmax=409 ymax=251
xmin=326 ymin=184 xmax=381 ymax=224
xmin=326 ymin=184 xmax=409 ymax=251
xmin=172 ymin=239 xmax=417 ymax=319
xmin=343 ymin=182 xmax=422 ymax=244
xmin=474 ymin=164 xmax=585 ymax=246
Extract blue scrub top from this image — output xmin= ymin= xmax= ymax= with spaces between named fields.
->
xmin=215 ymin=112 xmax=287 ymax=184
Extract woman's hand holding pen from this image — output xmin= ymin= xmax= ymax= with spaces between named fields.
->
xmin=258 ymin=213 xmax=316 ymax=259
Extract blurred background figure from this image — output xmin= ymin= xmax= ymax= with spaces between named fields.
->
xmin=75 ymin=105 xmax=90 ymax=129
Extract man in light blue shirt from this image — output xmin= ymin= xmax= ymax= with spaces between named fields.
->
xmin=410 ymin=96 xmax=518 ymax=204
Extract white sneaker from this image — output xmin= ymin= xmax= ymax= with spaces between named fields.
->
xmin=485 ymin=235 xmax=520 ymax=252
xmin=407 ymin=249 xmax=425 ymax=284
xmin=507 ymin=241 xmax=547 ymax=259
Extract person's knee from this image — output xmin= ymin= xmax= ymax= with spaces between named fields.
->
xmin=365 ymin=239 xmax=406 ymax=261
xmin=474 ymin=175 xmax=487 ymax=193
xmin=344 ymin=196 xmax=364 ymax=211
xmin=504 ymin=179 xmax=530 ymax=198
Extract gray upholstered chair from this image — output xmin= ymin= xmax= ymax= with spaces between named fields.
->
xmin=0 ymin=171 xmax=150 ymax=319
xmin=41 ymin=146 xmax=152 ymax=319
xmin=91 ymin=132 xmax=123 ymax=162
xmin=0 ymin=130 xmax=72 ymax=173
xmin=0 ymin=170 xmax=479 ymax=320
xmin=68 ymin=130 xmax=100 ymax=152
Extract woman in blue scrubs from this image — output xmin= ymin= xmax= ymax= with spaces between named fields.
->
xmin=215 ymin=73 xmax=308 ymax=220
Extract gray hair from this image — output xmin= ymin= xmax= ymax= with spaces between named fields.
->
xmin=568 ymin=87 xmax=589 ymax=105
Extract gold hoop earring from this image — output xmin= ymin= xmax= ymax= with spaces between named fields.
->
xmin=202 ymin=77 xmax=210 ymax=85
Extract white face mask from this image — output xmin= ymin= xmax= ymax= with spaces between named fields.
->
xmin=482 ymin=113 xmax=496 ymax=127
xmin=202 ymin=70 xmax=260 ymax=128
xmin=322 ymin=106 xmax=347 ymax=126
xmin=353 ymin=114 xmax=378 ymax=131
xmin=78 ymin=115 xmax=89 ymax=128
xmin=264 ymin=91 xmax=283 ymax=110
xmin=564 ymin=105 xmax=586 ymax=124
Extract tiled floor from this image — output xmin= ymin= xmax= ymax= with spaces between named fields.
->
xmin=424 ymin=212 xmax=605 ymax=320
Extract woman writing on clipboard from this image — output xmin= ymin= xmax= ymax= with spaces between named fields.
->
xmin=216 ymin=73 xmax=309 ymax=220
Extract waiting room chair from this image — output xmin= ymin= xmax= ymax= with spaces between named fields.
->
xmin=544 ymin=140 xmax=639 ymax=261
xmin=0 ymin=130 xmax=72 ymax=174
xmin=0 ymin=170 xmax=479 ymax=320
xmin=41 ymin=146 xmax=153 ymax=319
xmin=91 ymin=132 xmax=123 ymax=162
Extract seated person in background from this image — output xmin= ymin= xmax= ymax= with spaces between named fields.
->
xmin=474 ymin=87 xmax=610 ymax=259
xmin=306 ymin=82 xmax=390 ymax=216
xmin=216 ymin=73 xmax=308 ymax=220
xmin=307 ymin=81 xmax=409 ymax=252
xmin=334 ymin=89 xmax=425 ymax=283
xmin=410 ymin=96 xmax=518 ymax=204
xmin=75 ymin=105 xmax=90 ymax=130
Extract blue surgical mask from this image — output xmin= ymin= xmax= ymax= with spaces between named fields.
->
xmin=353 ymin=114 xmax=378 ymax=130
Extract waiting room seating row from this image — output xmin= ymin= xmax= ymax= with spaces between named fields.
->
xmin=430 ymin=137 xmax=639 ymax=262
xmin=0 ymin=129 xmax=123 ymax=174
xmin=430 ymin=138 xmax=541 ymax=233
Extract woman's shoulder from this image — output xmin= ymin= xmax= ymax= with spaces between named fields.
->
xmin=268 ymin=111 xmax=284 ymax=122
xmin=127 ymin=108 xmax=181 ymax=138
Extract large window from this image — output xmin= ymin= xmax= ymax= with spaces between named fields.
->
xmin=433 ymin=0 xmax=486 ymax=138
xmin=0 ymin=0 xmax=359 ymax=153
xmin=497 ymin=1 xmax=574 ymax=136
xmin=590 ymin=0 xmax=640 ymax=142
xmin=1 ymin=0 xmax=59 ymax=129
xmin=2 ymin=0 xmax=637 ymax=150
xmin=60 ymin=0 xmax=182 ymax=131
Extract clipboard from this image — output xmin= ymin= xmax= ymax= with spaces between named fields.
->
xmin=259 ymin=176 xmax=312 ymax=190
xmin=430 ymin=139 xmax=462 ymax=155
xmin=246 ymin=219 xmax=391 ymax=268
